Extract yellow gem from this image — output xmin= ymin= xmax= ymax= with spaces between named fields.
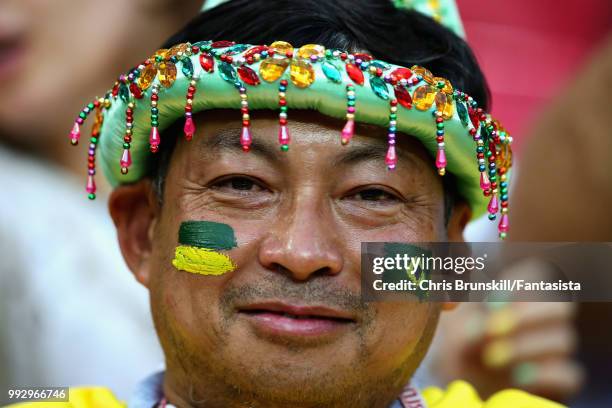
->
xmin=138 ymin=64 xmax=157 ymax=90
xmin=297 ymin=44 xmax=325 ymax=59
xmin=413 ymin=85 xmax=436 ymax=110
xmin=433 ymin=76 xmax=453 ymax=94
xmin=158 ymin=61 xmax=177 ymax=88
xmin=269 ymin=41 xmax=294 ymax=56
xmin=411 ymin=65 xmax=434 ymax=84
xmin=154 ymin=48 xmax=169 ymax=60
xmin=435 ymin=92 xmax=454 ymax=120
xmin=259 ymin=57 xmax=289 ymax=82
xmin=168 ymin=43 xmax=190 ymax=58
xmin=290 ymin=60 xmax=315 ymax=88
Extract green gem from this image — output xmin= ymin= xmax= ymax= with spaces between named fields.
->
xmin=280 ymin=106 xmax=288 ymax=113
xmin=499 ymin=232 xmax=507 ymax=239
xmin=456 ymin=101 xmax=469 ymax=127
xmin=123 ymin=143 xmax=130 ymax=149
xmin=79 ymin=112 xmax=86 ymax=119
xmin=155 ymin=55 xmax=163 ymax=62
xmin=90 ymin=137 xmax=98 ymax=144
xmin=501 ymin=187 xmax=508 ymax=194
xmin=370 ymin=60 xmax=391 ymax=70
xmin=181 ymin=57 xmax=194 ymax=78
xmin=436 ymin=123 xmax=444 ymax=130
xmin=225 ymin=44 xmax=249 ymax=55
xmin=280 ymin=144 xmax=289 ymax=152
xmin=490 ymin=175 xmax=497 ymax=182
xmin=389 ymin=113 xmax=397 ymax=120
xmin=348 ymin=101 xmax=355 ymax=107
xmin=118 ymin=82 xmax=129 ymax=103
xmin=218 ymin=61 xmax=239 ymax=84
xmin=87 ymin=103 xmax=95 ymax=109
xmin=436 ymin=81 xmax=445 ymax=89
xmin=151 ymin=121 xmax=158 ymax=126
xmin=88 ymin=193 xmax=96 ymax=200
xmin=370 ymin=75 xmax=390 ymax=100
xmin=322 ymin=61 xmax=342 ymax=83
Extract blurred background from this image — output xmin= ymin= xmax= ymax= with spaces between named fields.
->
xmin=0 ymin=0 xmax=610 ymax=406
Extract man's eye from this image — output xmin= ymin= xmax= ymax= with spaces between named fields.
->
xmin=211 ymin=176 xmax=265 ymax=192
xmin=351 ymin=188 xmax=400 ymax=202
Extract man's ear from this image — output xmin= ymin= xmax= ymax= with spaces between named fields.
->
xmin=447 ymin=200 xmax=471 ymax=242
xmin=109 ymin=180 xmax=159 ymax=288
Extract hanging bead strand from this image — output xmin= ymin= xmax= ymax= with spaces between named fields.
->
xmin=70 ymin=102 xmax=96 ymax=145
xmin=238 ymin=84 xmax=252 ymax=152
xmin=434 ymin=110 xmax=446 ymax=176
xmin=184 ymin=78 xmax=197 ymax=140
xmin=120 ymin=102 xmax=135 ymax=174
xmin=385 ymin=98 xmax=398 ymax=170
xmin=86 ymin=99 xmax=104 ymax=200
xmin=278 ymin=79 xmax=290 ymax=151
xmin=341 ymin=84 xmax=356 ymax=145
xmin=149 ymin=84 xmax=161 ymax=152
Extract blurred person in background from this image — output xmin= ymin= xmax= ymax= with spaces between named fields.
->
xmin=0 ymin=0 xmax=202 ymax=402
xmin=510 ymin=37 xmax=612 ymax=407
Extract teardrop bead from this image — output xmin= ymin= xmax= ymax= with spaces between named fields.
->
xmin=129 ymin=82 xmax=143 ymax=99
xmin=86 ymin=175 xmax=96 ymax=194
xmin=487 ymin=194 xmax=499 ymax=214
xmin=240 ymin=126 xmax=252 ymax=151
xmin=269 ymin=41 xmax=293 ymax=55
xmin=297 ymin=44 xmax=325 ymax=59
xmin=457 ymin=101 xmax=469 ymax=127
xmin=322 ymin=61 xmax=342 ymax=83
xmin=244 ymin=45 xmax=268 ymax=60
xmin=390 ymin=67 xmax=412 ymax=83
xmin=341 ymin=119 xmax=355 ymax=145
xmin=498 ymin=214 xmax=509 ymax=233
xmin=435 ymin=92 xmax=454 ymax=120
xmin=118 ymin=82 xmax=129 ymax=102
xmin=181 ymin=57 xmax=194 ymax=78
xmin=278 ymin=125 xmax=290 ymax=146
xmin=346 ymin=63 xmax=364 ymax=85
xmin=149 ymin=127 xmax=160 ymax=152
xmin=184 ymin=117 xmax=196 ymax=140
xmin=480 ymin=172 xmax=491 ymax=190
xmin=70 ymin=122 xmax=81 ymax=145
xmin=120 ymin=148 xmax=132 ymax=168
xmin=385 ymin=145 xmax=397 ymax=170
xmin=219 ymin=62 xmax=238 ymax=84
xmin=436 ymin=148 xmax=447 ymax=169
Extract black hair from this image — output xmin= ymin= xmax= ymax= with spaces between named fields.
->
xmin=152 ymin=0 xmax=489 ymax=221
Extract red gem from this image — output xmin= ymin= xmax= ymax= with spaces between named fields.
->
xmin=346 ymin=64 xmax=364 ymax=85
xmin=211 ymin=40 xmax=235 ymax=48
xmin=111 ymin=83 xmax=119 ymax=97
xmin=237 ymin=66 xmax=260 ymax=86
xmin=394 ymin=85 xmax=412 ymax=109
xmin=129 ymin=83 xmax=143 ymax=99
xmin=390 ymin=68 xmax=412 ymax=83
xmin=353 ymin=53 xmax=373 ymax=62
xmin=468 ymin=107 xmax=480 ymax=129
xmin=244 ymin=45 xmax=268 ymax=60
xmin=199 ymin=52 xmax=215 ymax=72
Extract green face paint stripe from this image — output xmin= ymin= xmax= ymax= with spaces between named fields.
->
xmin=178 ymin=221 xmax=237 ymax=250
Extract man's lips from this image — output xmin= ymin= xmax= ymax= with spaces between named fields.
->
xmin=237 ymin=301 xmax=356 ymax=337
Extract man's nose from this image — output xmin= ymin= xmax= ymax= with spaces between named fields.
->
xmin=258 ymin=197 xmax=343 ymax=281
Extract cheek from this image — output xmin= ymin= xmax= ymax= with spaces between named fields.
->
xmin=368 ymin=303 xmax=436 ymax=369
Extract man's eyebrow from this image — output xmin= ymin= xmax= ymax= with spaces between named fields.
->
xmin=335 ymin=142 xmax=417 ymax=167
xmin=196 ymin=127 xmax=279 ymax=161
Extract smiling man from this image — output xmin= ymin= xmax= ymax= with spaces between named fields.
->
xmin=6 ymin=0 xmax=564 ymax=407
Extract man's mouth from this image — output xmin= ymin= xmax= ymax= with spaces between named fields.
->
xmin=237 ymin=301 xmax=356 ymax=338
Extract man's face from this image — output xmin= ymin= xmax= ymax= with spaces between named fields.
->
xmin=112 ymin=110 xmax=468 ymax=407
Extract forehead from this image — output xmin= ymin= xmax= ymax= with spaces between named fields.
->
xmin=173 ymin=109 xmax=435 ymax=172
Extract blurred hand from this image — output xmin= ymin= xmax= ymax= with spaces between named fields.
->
xmin=433 ymin=301 xmax=584 ymax=401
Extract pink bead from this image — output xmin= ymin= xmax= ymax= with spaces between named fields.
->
xmin=183 ymin=117 xmax=195 ymax=140
xmin=480 ymin=171 xmax=491 ymax=190
xmin=70 ymin=122 xmax=81 ymax=144
xmin=436 ymin=148 xmax=447 ymax=169
xmin=240 ymin=126 xmax=252 ymax=150
xmin=278 ymin=124 xmax=290 ymax=145
xmin=498 ymin=214 xmax=509 ymax=233
xmin=341 ymin=119 xmax=354 ymax=145
xmin=149 ymin=126 xmax=160 ymax=147
xmin=86 ymin=175 xmax=96 ymax=194
xmin=487 ymin=194 xmax=499 ymax=214
xmin=120 ymin=148 xmax=132 ymax=168
xmin=385 ymin=145 xmax=397 ymax=170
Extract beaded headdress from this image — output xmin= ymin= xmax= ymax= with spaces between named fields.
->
xmin=69 ymin=39 xmax=512 ymax=238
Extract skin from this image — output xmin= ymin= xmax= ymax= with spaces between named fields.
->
xmin=0 ymin=0 xmax=202 ymax=175
xmin=110 ymin=110 xmax=470 ymax=408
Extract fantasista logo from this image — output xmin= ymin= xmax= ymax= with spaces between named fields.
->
xmin=172 ymin=220 xmax=238 ymax=276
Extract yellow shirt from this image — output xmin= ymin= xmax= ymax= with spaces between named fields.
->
xmin=5 ymin=381 xmax=565 ymax=408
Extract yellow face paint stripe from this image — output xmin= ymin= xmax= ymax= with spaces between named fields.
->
xmin=172 ymin=245 xmax=236 ymax=276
